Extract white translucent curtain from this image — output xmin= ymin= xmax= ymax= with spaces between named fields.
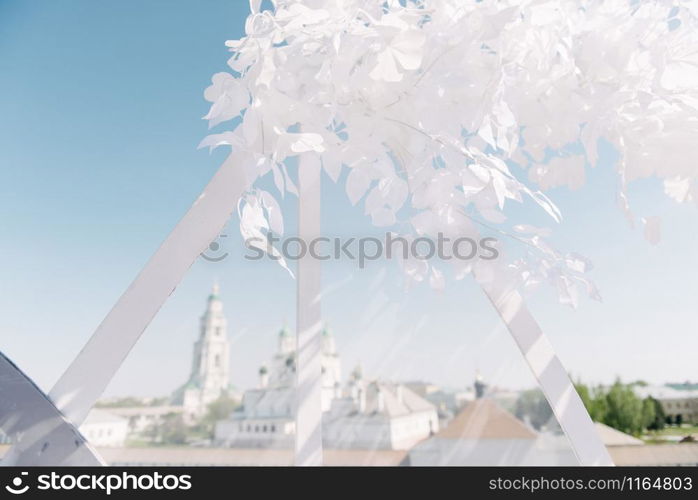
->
xmin=2 ymin=151 xmax=611 ymax=466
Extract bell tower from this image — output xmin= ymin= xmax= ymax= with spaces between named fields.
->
xmin=191 ymin=283 xmax=230 ymax=400
xmin=177 ymin=283 xmax=231 ymax=418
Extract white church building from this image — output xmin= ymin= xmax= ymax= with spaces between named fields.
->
xmin=323 ymin=366 xmax=439 ymax=450
xmin=214 ymin=329 xmax=438 ymax=450
xmin=214 ymin=324 xmax=341 ymax=448
xmin=171 ymin=283 xmax=231 ymax=421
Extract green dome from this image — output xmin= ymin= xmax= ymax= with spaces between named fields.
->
xmin=208 ymin=282 xmax=220 ymax=301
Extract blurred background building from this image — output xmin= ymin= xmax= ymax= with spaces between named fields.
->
xmin=4 ymin=284 xmax=694 ymax=466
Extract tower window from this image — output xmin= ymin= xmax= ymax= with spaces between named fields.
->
xmin=214 ymin=354 xmax=220 ymax=367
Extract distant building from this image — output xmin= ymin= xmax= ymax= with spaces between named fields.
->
xmin=106 ymin=406 xmax=185 ymax=437
xmin=261 ymin=324 xmax=342 ymax=412
xmin=324 ymin=368 xmax=439 ymax=450
xmin=215 ymin=329 xmax=437 ymax=450
xmin=666 ymin=381 xmax=698 ymax=392
xmin=474 ymin=370 xmax=487 ymax=398
xmin=593 ymin=422 xmax=644 ymax=446
xmin=172 ymin=284 xmax=231 ymax=421
xmin=404 ymin=381 xmax=473 ymax=427
xmin=408 ymin=398 xmax=562 ymax=465
xmin=214 ymin=324 xmax=341 ymax=448
xmin=79 ymin=409 xmax=129 ymax=448
xmin=634 ymin=385 xmax=698 ymax=425
xmin=408 ymin=375 xmax=579 ymax=465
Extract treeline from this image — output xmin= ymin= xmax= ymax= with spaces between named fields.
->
xmin=575 ymin=380 xmax=665 ymax=435
xmin=143 ymin=393 xmax=239 ymax=445
xmin=515 ymin=379 xmax=665 ymax=436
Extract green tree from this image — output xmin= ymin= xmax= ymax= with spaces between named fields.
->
xmin=590 ymin=385 xmax=609 ymax=422
xmin=95 ymin=396 xmax=145 ymax=408
xmin=144 ymin=412 xmax=188 ymax=445
xmin=644 ymin=397 xmax=665 ymax=431
xmin=514 ymin=389 xmax=552 ymax=430
xmin=641 ymin=397 xmax=656 ymax=430
xmin=200 ymin=393 xmax=240 ymax=437
xmin=161 ymin=412 xmax=188 ymax=445
xmin=575 ymin=382 xmax=607 ymax=422
xmin=603 ymin=379 xmax=643 ymax=435
xmin=576 ymin=382 xmax=593 ymax=410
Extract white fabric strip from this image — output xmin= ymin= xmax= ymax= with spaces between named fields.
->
xmin=479 ymin=277 xmax=614 ymax=466
xmin=294 ymin=153 xmax=324 ymax=466
xmin=0 ymin=352 xmax=104 ymax=466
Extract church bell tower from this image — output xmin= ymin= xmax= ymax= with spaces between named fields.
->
xmin=176 ymin=283 xmax=231 ymax=419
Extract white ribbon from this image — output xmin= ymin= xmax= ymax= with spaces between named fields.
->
xmin=294 ymin=153 xmax=324 ymax=466
xmin=479 ymin=276 xmax=614 ymax=466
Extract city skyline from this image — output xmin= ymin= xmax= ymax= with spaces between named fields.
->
xmin=93 ymin=281 xmax=695 ymax=400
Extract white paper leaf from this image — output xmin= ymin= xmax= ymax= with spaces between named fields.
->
xmin=260 ymin=190 xmax=284 ymax=236
xmin=429 ymin=266 xmax=445 ymax=291
xmin=321 ymin=149 xmax=343 ymax=182
xmin=346 ymin=168 xmax=372 ymax=206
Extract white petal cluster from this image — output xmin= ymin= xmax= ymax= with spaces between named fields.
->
xmin=202 ymin=0 xmax=698 ymax=305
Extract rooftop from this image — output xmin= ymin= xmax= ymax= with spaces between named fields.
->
xmin=437 ymin=398 xmax=537 ymax=440
xmin=593 ymin=422 xmax=644 ymax=446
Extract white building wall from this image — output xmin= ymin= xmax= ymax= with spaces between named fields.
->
xmin=79 ymin=413 xmax=129 ymax=448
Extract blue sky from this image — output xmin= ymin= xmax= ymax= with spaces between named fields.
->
xmin=1 ymin=0 xmax=696 ymax=398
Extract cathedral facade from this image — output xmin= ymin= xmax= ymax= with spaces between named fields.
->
xmin=214 ymin=326 xmax=438 ymax=450
xmin=214 ymin=324 xmax=342 ymax=448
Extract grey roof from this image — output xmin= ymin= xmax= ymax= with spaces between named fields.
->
xmin=633 ymin=385 xmax=698 ymax=400
xmin=364 ymin=383 xmax=435 ymax=417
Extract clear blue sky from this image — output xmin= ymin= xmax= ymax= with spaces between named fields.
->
xmin=1 ymin=0 xmax=696 ymax=398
